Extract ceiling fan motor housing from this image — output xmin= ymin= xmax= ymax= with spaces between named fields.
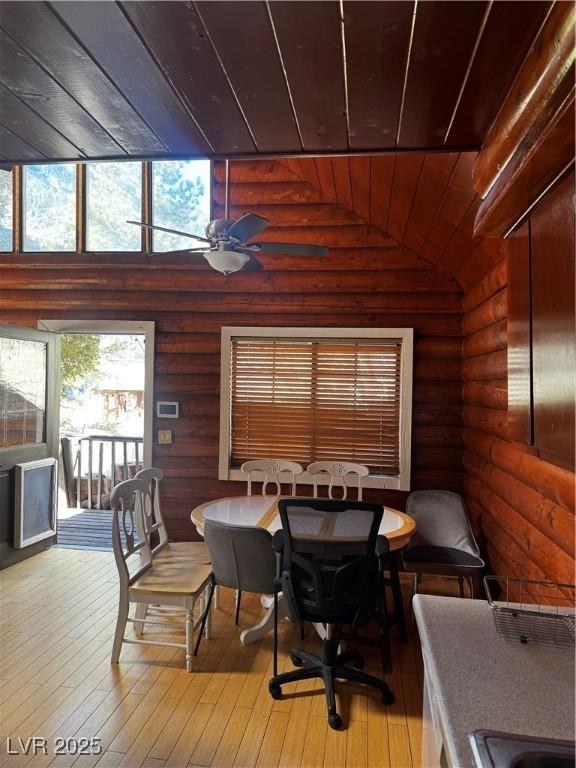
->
xmin=206 ymin=219 xmax=236 ymax=240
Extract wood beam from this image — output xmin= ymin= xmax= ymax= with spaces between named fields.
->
xmin=472 ymin=3 xmax=575 ymax=237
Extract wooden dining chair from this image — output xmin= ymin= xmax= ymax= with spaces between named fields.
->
xmin=133 ymin=467 xmax=212 ymax=634
xmin=111 ymin=477 xmax=213 ymax=672
xmin=307 ymin=461 xmax=370 ymax=501
xmin=135 ymin=467 xmax=210 ymax=563
xmin=241 ymin=460 xmax=304 ymax=496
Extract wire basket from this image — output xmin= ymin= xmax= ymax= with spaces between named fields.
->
xmin=484 ymin=575 xmax=575 ymax=648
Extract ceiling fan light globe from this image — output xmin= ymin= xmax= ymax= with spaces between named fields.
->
xmin=203 ymin=249 xmax=251 ymax=275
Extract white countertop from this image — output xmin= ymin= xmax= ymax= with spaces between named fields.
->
xmin=413 ymin=594 xmax=575 ymax=767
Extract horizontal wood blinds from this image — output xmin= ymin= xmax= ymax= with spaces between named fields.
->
xmin=230 ymin=338 xmax=402 ymax=475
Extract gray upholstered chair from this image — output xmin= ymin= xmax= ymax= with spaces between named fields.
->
xmin=401 ymin=490 xmax=485 ymax=598
xmin=193 ymin=518 xmax=279 ymax=653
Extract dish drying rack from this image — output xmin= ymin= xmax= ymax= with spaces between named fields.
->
xmin=484 ymin=575 xmax=575 ymax=648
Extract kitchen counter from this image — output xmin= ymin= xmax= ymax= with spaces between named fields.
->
xmin=413 ymin=594 xmax=575 ymax=767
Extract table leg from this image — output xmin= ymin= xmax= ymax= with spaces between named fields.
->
xmin=240 ymin=593 xmax=289 ymax=644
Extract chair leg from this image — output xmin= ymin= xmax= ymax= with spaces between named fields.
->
xmin=214 ymin=584 xmax=220 ymax=609
xmin=111 ymin=593 xmax=129 ymax=663
xmin=134 ymin=603 xmax=147 ymax=637
xmin=458 ymin=576 xmax=465 ymax=598
xmin=322 ymin=666 xmax=337 ymax=718
xmin=376 ymin=584 xmax=392 ymax=673
xmin=205 ymin=587 xmax=213 ymax=640
xmin=273 ymin=592 xmax=278 ymax=678
xmin=469 ymin=576 xmax=476 ymax=599
xmin=235 ymin=589 xmax=242 ymax=625
xmin=185 ymin=608 xmax=194 ymax=673
xmin=194 ymin=577 xmax=216 ymax=656
xmin=389 ymin=552 xmax=407 ymax=643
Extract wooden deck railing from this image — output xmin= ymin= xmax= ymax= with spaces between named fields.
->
xmin=63 ymin=435 xmax=144 ymax=510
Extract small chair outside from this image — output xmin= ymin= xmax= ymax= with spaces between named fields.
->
xmin=401 ymin=490 xmax=485 ymax=599
xmin=241 ymin=459 xmax=304 ymax=496
xmin=307 ymin=461 xmax=369 ymax=501
xmin=110 ymin=477 xmax=212 ymax=672
xmin=193 ymin=518 xmax=279 ymax=653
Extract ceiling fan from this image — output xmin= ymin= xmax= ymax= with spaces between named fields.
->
xmin=127 ymin=161 xmax=328 ymax=275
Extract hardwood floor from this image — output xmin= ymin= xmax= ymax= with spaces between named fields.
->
xmin=0 ymin=548 xmax=463 ymax=768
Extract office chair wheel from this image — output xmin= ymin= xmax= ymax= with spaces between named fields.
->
xmin=382 ymin=690 xmax=395 ymax=705
xmin=328 ymin=713 xmax=343 ymax=730
xmin=291 ymin=652 xmax=304 ymax=667
xmin=269 ymin=683 xmax=282 ymax=700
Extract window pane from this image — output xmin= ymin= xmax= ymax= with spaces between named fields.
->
xmin=0 ymin=337 xmax=46 ymax=448
xmin=0 ymin=171 xmax=12 ymax=251
xmin=152 ymin=160 xmax=211 ymax=252
xmin=86 ymin=162 xmax=142 ymax=251
xmin=23 ymin=165 xmax=76 ymax=251
xmin=230 ymin=338 xmax=403 ymax=474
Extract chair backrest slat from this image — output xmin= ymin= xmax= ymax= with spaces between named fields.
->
xmin=135 ymin=467 xmax=169 ymax=555
xmin=306 ymin=461 xmax=369 ymax=501
xmin=241 ymin=460 xmax=304 ymax=496
xmin=111 ymin=478 xmax=152 ymax=589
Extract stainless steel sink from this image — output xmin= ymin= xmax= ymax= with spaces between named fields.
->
xmin=470 ymin=730 xmax=575 ymax=768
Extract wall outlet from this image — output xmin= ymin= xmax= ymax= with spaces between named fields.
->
xmin=157 ymin=429 xmax=172 ymax=445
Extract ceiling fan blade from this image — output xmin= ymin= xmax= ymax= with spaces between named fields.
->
xmin=226 ymin=213 xmax=269 ymax=242
xmin=126 ymin=220 xmax=210 ymax=243
xmin=250 ymin=242 xmax=329 ymax=256
xmin=242 ymin=255 xmax=264 ymax=272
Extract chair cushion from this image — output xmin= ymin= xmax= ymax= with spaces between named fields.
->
xmin=403 ymin=545 xmax=484 ymax=569
xmin=130 ymin=562 xmax=213 ymax=596
xmin=155 ymin=541 xmax=211 ymax=564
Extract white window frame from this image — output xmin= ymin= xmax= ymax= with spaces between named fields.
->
xmin=219 ymin=327 xmax=414 ymax=491
xmin=38 ymin=319 xmax=155 ymax=470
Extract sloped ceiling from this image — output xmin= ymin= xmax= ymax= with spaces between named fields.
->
xmin=223 ymin=153 xmax=480 ymax=285
xmin=277 ymin=154 xmax=481 ymax=281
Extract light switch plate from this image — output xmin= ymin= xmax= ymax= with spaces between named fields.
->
xmin=158 ymin=429 xmax=172 ymax=445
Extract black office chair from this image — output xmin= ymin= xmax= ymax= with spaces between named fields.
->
xmin=269 ymin=498 xmax=394 ymax=730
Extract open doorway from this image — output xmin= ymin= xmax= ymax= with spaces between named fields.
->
xmin=39 ymin=320 xmax=154 ymax=550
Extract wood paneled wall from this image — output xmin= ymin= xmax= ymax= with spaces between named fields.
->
xmin=461 ymin=176 xmax=575 ymax=584
xmin=0 ymin=159 xmax=464 ymax=540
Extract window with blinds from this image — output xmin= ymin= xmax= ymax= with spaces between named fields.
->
xmin=229 ymin=337 xmax=403 ymax=475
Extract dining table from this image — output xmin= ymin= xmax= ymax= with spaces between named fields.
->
xmin=191 ymin=495 xmax=416 ymax=644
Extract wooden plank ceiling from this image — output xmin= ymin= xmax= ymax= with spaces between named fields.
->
xmin=0 ymin=0 xmax=551 ymax=163
xmin=268 ymin=153 xmax=481 ymax=282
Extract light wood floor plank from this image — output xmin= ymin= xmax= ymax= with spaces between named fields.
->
xmin=0 ymin=549 xmax=452 ymax=768
xmin=255 ymin=711 xmax=289 ymax=768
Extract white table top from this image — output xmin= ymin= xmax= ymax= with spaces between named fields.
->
xmin=191 ymin=495 xmax=416 ymax=551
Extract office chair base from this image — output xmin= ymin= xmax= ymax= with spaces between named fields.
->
xmin=269 ymin=647 xmax=394 ymax=729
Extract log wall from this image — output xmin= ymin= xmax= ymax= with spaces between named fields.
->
xmin=0 ymin=160 xmax=464 ymax=540
xmin=460 ymin=177 xmax=575 ymax=584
